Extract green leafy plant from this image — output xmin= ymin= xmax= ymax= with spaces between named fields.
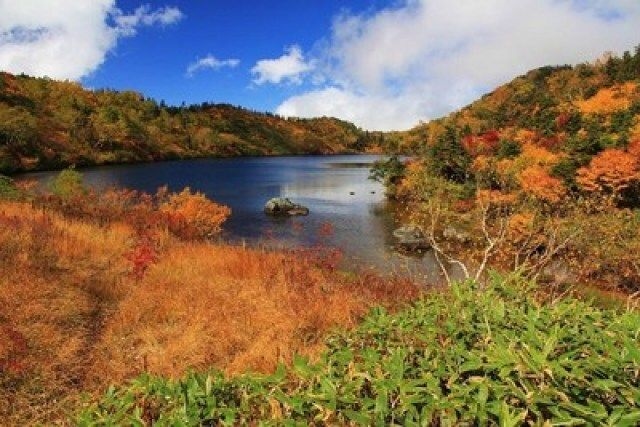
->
xmin=49 ymin=167 xmax=86 ymax=198
xmin=78 ymin=273 xmax=640 ymax=425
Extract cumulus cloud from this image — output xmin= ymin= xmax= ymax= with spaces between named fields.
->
xmin=251 ymin=45 xmax=314 ymax=85
xmin=275 ymin=0 xmax=640 ymax=130
xmin=0 ymin=1 xmax=183 ymax=80
xmin=186 ymin=54 xmax=240 ymax=77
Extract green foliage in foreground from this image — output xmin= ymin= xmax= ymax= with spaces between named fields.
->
xmin=78 ymin=274 xmax=640 ymax=426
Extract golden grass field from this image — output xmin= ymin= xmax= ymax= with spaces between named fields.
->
xmin=0 ymin=200 xmax=420 ymax=424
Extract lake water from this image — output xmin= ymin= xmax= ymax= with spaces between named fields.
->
xmin=21 ymin=155 xmax=443 ymax=282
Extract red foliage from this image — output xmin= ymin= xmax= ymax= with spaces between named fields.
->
xmin=538 ymin=134 xmax=562 ymax=150
xmin=462 ymin=130 xmax=500 ymax=156
xmin=481 ymin=130 xmax=500 ymax=144
xmin=126 ymin=239 xmax=158 ymax=280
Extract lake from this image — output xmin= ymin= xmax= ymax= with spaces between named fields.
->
xmin=20 ymin=155 xmax=444 ymax=282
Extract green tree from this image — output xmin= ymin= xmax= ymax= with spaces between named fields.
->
xmin=427 ymin=125 xmax=472 ymax=184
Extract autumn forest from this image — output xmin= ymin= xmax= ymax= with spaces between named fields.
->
xmin=1 ymin=44 xmax=640 ymax=425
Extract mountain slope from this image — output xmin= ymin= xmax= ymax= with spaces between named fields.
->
xmin=0 ymin=72 xmax=379 ymax=174
xmin=395 ymin=46 xmax=640 ymax=155
xmin=373 ymin=46 xmax=640 ymax=292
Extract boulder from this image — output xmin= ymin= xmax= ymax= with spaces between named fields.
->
xmin=264 ymin=197 xmax=309 ymax=216
xmin=393 ymin=225 xmax=429 ymax=250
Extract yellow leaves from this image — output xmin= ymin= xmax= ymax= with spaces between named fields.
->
xmin=575 ymin=82 xmax=637 ymax=114
xmin=576 ymin=149 xmax=640 ymax=195
xmin=519 ymin=144 xmax=559 ymax=168
xmin=519 ymin=165 xmax=566 ymax=204
xmin=394 ymin=159 xmax=425 ymax=199
xmin=471 ymin=155 xmax=491 ymax=173
xmin=514 ymin=129 xmax=538 ymax=145
xmin=495 ymin=158 xmax=515 ymax=176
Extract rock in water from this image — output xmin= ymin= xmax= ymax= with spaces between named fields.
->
xmin=393 ymin=225 xmax=429 ymax=250
xmin=264 ymin=197 xmax=309 ymax=216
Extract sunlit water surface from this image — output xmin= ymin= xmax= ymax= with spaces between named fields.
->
xmin=21 ymin=155 xmax=445 ymax=282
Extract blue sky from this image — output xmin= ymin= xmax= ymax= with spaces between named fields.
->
xmin=86 ymin=0 xmax=384 ymax=112
xmin=1 ymin=1 xmax=639 ymax=130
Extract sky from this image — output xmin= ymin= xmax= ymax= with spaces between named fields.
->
xmin=0 ymin=1 xmax=639 ymax=131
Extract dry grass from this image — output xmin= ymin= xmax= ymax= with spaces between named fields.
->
xmin=0 ymin=200 xmax=420 ymax=425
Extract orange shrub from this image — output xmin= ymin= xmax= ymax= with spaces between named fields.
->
xmin=476 ymin=189 xmax=516 ymax=206
xmin=519 ymin=143 xmax=559 ymax=167
xmin=159 ymin=187 xmax=231 ymax=239
xmin=576 ymin=149 xmax=640 ymax=196
xmin=519 ymin=165 xmax=566 ymax=204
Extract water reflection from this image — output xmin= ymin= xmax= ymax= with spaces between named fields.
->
xmin=18 ymin=155 xmax=447 ymax=282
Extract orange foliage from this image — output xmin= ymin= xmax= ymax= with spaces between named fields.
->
xmin=476 ymin=189 xmax=516 ymax=206
xmin=471 ymin=155 xmax=491 ymax=173
xmin=519 ymin=143 xmax=559 ymax=167
xmin=395 ymin=159 xmax=426 ymax=199
xmin=513 ymin=129 xmax=537 ymax=145
xmin=575 ymin=82 xmax=637 ymax=114
xmin=0 ymin=198 xmax=420 ymax=424
xmin=628 ymin=139 xmax=640 ymax=158
xmin=159 ymin=187 xmax=231 ymax=239
xmin=576 ymin=148 xmax=640 ymax=195
xmin=507 ymin=212 xmax=535 ymax=242
xmin=519 ymin=165 xmax=566 ymax=203
xmin=495 ymin=158 xmax=515 ymax=175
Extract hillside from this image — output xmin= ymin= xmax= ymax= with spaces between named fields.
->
xmin=372 ymin=46 xmax=640 ymax=292
xmin=395 ymin=46 xmax=640 ymax=155
xmin=0 ymin=72 xmax=380 ymax=174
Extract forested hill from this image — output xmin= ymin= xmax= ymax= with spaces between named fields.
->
xmin=0 ymin=72 xmax=381 ymax=174
xmin=394 ymin=46 xmax=640 ymax=156
xmin=371 ymin=46 xmax=640 ymax=292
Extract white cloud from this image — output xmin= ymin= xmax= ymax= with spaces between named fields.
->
xmin=251 ymin=45 xmax=313 ymax=85
xmin=113 ymin=4 xmax=184 ymax=36
xmin=276 ymin=0 xmax=640 ymax=130
xmin=186 ymin=54 xmax=240 ymax=77
xmin=0 ymin=1 xmax=183 ymax=80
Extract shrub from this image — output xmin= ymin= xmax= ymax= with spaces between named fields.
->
xmin=159 ymin=187 xmax=231 ymax=239
xmin=49 ymin=167 xmax=85 ymax=198
xmin=369 ymin=155 xmax=406 ymax=198
xmin=576 ymin=148 xmax=640 ymax=206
